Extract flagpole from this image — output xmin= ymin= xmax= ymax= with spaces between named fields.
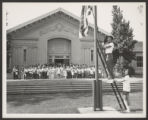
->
xmin=94 ymin=6 xmax=98 ymax=83
xmin=93 ymin=5 xmax=103 ymax=111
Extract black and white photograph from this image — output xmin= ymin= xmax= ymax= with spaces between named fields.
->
xmin=2 ymin=2 xmax=146 ymax=118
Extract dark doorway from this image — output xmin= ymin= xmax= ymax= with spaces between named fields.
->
xmin=54 ymin=59 xmax=70 ymax=65
xmin=55 ymin=59 xmax=64 ymax=65
xmin=63 ymin=59 xmax=70 ymax=65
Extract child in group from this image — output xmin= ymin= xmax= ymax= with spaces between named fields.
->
xmin=113 ymin=67 xmax=131 ymax=112
xmin=63 ymin=68 xmax=67 ymax=79
xmin=122 ymin=68 xmax=131 ymax=112
xmin=12 ymin=66 xmax=19 ymax=79
xmin=71 ymin=68 xmax=74 ymax=78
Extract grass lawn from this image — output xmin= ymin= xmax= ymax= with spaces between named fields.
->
xmin=7 ymin=91 xmax=143 ymax=114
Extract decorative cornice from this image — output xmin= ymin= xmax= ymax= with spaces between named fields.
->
xmin=12 ymin=44 xmax=37 ymax=48
xmin=10 ymin=38 xmax=38 ymax=41
xmin=39 ymin=22 xmax=78 ymax=36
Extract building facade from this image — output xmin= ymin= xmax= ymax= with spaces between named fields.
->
xmin=131 ymin=42 xmax=143 ymax=74
xmin=7 ymin=8 xmax=143 ymax=74
xmin=7 ymin=8 xmax=109 ymax=68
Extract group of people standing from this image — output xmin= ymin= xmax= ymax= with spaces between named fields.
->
xmin=12 ymin=64 xmax=105 ymax=80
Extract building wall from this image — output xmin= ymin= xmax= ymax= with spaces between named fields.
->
xmin=8 ymin=13 xmax=94 ymax=67
xmin=36 ymin=16 xmax=81 ymax=64
xmin=8 ymin=12 xmax=107 ymax=68
xmin=11 ymin=39 xmax=38 ymax=66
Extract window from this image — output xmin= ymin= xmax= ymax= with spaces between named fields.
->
xmin=91 ymin=49 xmax=94 ymax=62
xmin=136 ymin=56 xmax=143 ymax=67
xmin=24 ymin=49 xmax=26 ymax=63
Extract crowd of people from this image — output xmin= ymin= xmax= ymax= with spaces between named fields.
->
xmin=12 ymin=64 xmax=105 ymax=80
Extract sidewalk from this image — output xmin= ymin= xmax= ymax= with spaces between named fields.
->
xmin=78 ymin=107 xmax=144 ymax=118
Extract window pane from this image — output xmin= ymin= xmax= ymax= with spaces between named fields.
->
xmin=24 ymin=49 xmax=26 ymax=62
xmin=137 ymin=56 xmax=143 ymax=67
xmin=91 ymin=50 xmax=93 ymax=62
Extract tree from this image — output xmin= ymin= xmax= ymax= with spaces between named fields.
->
xmin=111 ymin=5 xmax=137 ymax=76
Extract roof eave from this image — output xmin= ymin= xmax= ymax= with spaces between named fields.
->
xmin=7 ymin=7 xmax=111 ymax=36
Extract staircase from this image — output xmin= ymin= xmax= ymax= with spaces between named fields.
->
xmin=7 ymin=79 xmax=142 ymax=95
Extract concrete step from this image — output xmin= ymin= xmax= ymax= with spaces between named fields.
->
xmin=7 ymin=79 xmax=143 ymax=95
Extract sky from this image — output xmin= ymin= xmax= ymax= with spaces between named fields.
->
xmin=3 ymin=2 xmax=146 ymax=41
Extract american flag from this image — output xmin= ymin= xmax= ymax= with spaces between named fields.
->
xmin=79 ymin=6 xmax=93 ymax=38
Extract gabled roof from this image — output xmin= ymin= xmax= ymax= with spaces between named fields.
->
xmin=7 ymin=8 xmax=111 ymax=36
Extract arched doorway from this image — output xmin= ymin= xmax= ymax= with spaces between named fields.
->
xmin=48 ymin=38 xmax=71 ymax=65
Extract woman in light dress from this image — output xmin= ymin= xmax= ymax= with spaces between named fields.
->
xmin=63 ymin=68 xmax=67 ymax=79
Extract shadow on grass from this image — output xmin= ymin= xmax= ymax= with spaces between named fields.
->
xmin=7 ymin=94 xmax=55 ymax=106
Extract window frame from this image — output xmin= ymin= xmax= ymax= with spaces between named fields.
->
xmin=90 ymin=49 xmax=94 ymax=62
xmin=136 ymin=56 xmax=143 ymax=67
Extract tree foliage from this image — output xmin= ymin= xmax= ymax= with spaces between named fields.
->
xmin=111 ymin=5 xmax=137 ymax=76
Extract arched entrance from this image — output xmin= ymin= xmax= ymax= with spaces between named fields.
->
xmin=48 ymin=38 xmax=71 ymax=65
